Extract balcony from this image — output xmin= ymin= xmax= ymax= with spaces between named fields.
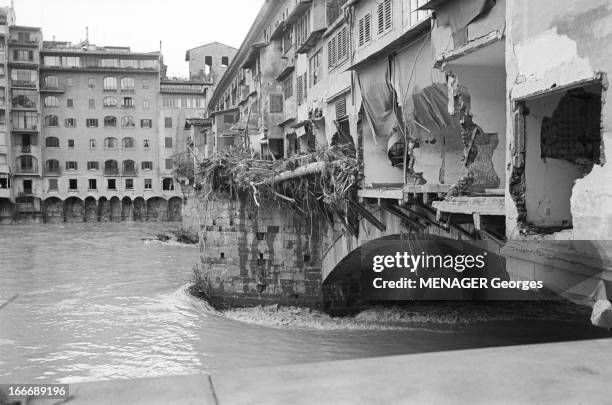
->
xmin=44 ymin=167 xmax=61 ymax=177
xmin=11 ymin=123 xmax=39 ymax=132
xmin=16 ymin=202 xmax=39 ymax=213
xmin=297 ymin=29 xmax=326 ymax=54
xmin=15 ymin=145 xmax=41 ymax=155
xmin=40 ymin=86 xmax=65 ymax=94
xmin=8 ymin=38 xmax=40 ymax=47
xmin=286 ymin=0 xmax=312 ymax=24
xmin=14 ymin=166 xmax=39 ymax=175
xmin=104 ymin=168 xmax=120 ymax=176
xmin=11 ymin=79 xmax=37 ymax=89
xmin=122 ymin=169 xmax=138 ymax=177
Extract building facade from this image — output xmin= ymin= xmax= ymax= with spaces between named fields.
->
xmin=0 ymin=7 xmax=238 ymax=223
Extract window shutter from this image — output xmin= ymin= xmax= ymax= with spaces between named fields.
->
xmin=303 ymin=73 xmax=308 ymax=100
xmin=384 ymin=0 xmax=392 ymax=31
xmin=335 ymin=98 xmax=347 ymax=119
xmin=358 ymin=16 xmax=365 ymax=47
xmin=65 ymin=161 xmax=69 ymax=170
xmin=297 ymin=75 xmax=304 ymax=105
xmin=270 ymin=94 xmax=283 ymax=113
xmin=377 ymin=2 xmax=385 ymax=34
xmin=364 ymin=13 xmax=371 ymax=44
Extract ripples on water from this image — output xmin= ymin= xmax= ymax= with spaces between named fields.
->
xmin=0 ymin=223 xmax=609 ymax=384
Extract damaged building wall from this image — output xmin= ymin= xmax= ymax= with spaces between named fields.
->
xmin=506 ymin=0 xmax=612 ymax=240
xmin=446 ymin=62 xmax=506 ymax=189
xmin=522 ymin=85 xmax=602 ymax=229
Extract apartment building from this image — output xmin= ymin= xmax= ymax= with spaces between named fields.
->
xmin=0 ymin=6 xmax=15 ymax=224
xmin=185 ymin=41 xmax=237 ymax=87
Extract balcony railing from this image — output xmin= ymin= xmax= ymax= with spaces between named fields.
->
xmin=11 ymin=80 xmax=37 ymax=88
xmin=16 ymin=202 xmax=37 ymax=212
xmin=122 ymin=169 xmax=138 ymax=177
xmin=14 ymin=166 xmax=38 ymax=174
xmin=104 ymin=168 xmax=119 ymax=176
xmin=45 ymin=167 xmax=61 ymax=176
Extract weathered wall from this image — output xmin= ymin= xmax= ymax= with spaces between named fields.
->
xmin=192 ymin=193 xmax=324 ymax=308
xmin=506 ymin=0 xmax=612 ymax=240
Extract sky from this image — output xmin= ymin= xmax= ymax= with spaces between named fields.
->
xmin=7 ymin=0 xmax=265 ymax=77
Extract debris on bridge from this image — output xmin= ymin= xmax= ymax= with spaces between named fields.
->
xmin=196 ymin=144 xmax=360 ymax=224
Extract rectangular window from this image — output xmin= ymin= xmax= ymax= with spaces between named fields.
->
xmin=48 ymin=179 xmax=58 ymax=191
xmin=122 ymin=97 xmax=133 ymax=108
xmin=65 ymin=118 xmax=76 ymax=127
xmin=88 ymin=98 xmax=95 ymax=108
xmin=164 ymin=117 xmax=172 ymax=128
xmin=140 ymin=119 xmax=152 ymax=128
xmin=283 ymin=75 xmax=294 ymax=99
xmin=377 ymin=0 xmax=392 ymax=34
xmin=221 ymin=56 xmax=229 ymax=67
xmin=87 ymin=161 xmax=99 ymax=170
xmin=68 ymin=139 xmax=75 ymax=148
xmin=270 ymin=94 xmax=283 ymax=113
xmin=89 ymin=139 xmax=96 ymax=148
xmin=358 ymin=13 xmax=372 ymax=47
xmin=86 ymin=119 xmax=98 ymax=128
xmin=141 ymin=161 xmax=153 ymax=170
xmin=67 ymin=98 xmax=74 ymax=108
xmin=328 ymin=26 xmax=348 ymax=69
xmin=69 ymin=179 xmax=78 ymax=190
xmin=309 ymin=49 xmax=321 ymax=86
xmin=88 ymin=78 xmax=95 ymax=88
xmin=88 ymin=179 xmax=97 ymax=190
xmin=144 ymin=139 xmax=151 ymax=148
xmin=66 ymin=161 xmax=78 ymax=170
xmin=107 ymin=179 xmax=116 ymax=190
xmin=125 ymin=179 xmax=134 ymax=190
xmin=144 ymin=179 xmax=152 ymax=190
xmin=165 ymin=159 xmax=173 ymax=170
xmin=165 ymin=137 xmax=173 ymax=148
xmin=143 ymin=99 xmax=150 ymax=109
xmin=142 ymin=79 xmax=150 ymax=89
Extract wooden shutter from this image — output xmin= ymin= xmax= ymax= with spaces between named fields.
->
xmin=335 ymin=98 xmax=347 ymax=119
xmin=297 ymin=75 xmax=304 ymax=105
xmin=270 ymin=94 xmax=283 ymax=113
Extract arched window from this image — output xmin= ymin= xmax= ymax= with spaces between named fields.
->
xmin=45 ymin=159 xmax=60 ymax=174
xmin=16 ymin=155 xmax=37 ymax=173
xmin=103 ymin=76 xmax=117 ymax=91
xmin=45 ymin=137 xmax=60 ymax=148
xmin=103 ymin=96 xmax=118 ymax=107
xmin=104 ymin=116 xmax=117 ymax=127
xmin=120 ymin=77 xmax=135 ymax=91
xmin=162 ymin=178 xmax=174 ymax=191
xmin=104 ymin=159 xmax=119 ymax=175
xmin=121 ymin=116 xmax=135 ymax=128
xmin=44 ymin=96 xmax=59 ymax=107
xmin=44 ymin=75 xmax=59 ymax=88
xmin=122 ymin=160 xmax=136 ymax=175
xmin=122 ymin=137 xmax=135 ymax=148
xmin=44 ymin=115 xmax=59 ymax=127
xmin=104 ymin=137 xmax=118 ymax=148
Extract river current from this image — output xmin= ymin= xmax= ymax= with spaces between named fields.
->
xmin=0 ymin=223 xmax=608 ymax=384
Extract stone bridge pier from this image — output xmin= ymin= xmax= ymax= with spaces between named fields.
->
xmin=193 ymin=192 xmax=490 ymax=312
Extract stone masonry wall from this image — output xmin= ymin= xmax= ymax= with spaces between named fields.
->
xmin=187 ymin=192 xmax=325 ymax=309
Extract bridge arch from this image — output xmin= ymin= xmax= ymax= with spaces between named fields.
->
xmin=84 ymin=197 xmax=98 ymax=222
xmin=146 ymin=197 xmax=168 ymax=222
xmin=133 ymin=197 xmax=146 ymax=221
xmin=121 ymin=197 xmax=134 ymax=222
xmin=43 ymin=197 xmax=64 ymax=223
xmin=110 ymin=196 xmax=121 ymax=222
xmin=64 ymin=197 xmax=84 ymax=223
xmin=168 ymin=197 xmax=182 ymax=222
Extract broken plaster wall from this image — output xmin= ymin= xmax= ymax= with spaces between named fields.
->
xmin=446 ymin=64 xmax=506 ymax=190
xmin=506 ymin=0 xmax=612 ymax=240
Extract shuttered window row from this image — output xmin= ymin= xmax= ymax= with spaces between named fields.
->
xmin=328 ymin=26 xmax=348 ymax=69
xmin=377 ymin=0 xmax=392 ymax=35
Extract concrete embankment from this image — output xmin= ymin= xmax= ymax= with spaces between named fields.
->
xmin=28 ymin=338 xmax=612 ymax=405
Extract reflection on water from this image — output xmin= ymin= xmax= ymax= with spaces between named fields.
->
xmin=0 ymin=223 xmax=609 ymax=383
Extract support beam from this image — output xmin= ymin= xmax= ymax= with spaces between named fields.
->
xmin=350 ymin=200 xmax=386 ymax=232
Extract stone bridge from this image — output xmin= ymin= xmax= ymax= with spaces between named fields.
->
xmin=186 ymin=188 xmax=507 ymax=312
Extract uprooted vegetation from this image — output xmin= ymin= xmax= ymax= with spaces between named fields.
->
xmin=196 ymin=144 xmax=361 ymax=232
